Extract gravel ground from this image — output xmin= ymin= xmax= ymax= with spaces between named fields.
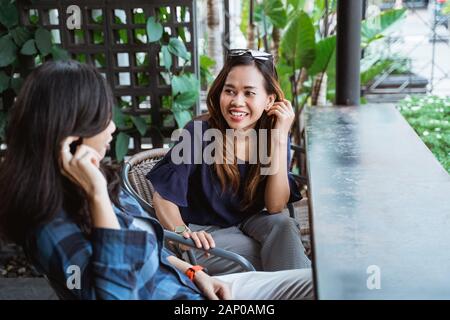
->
xmin=0 ymin=243 xmax=42 ymax=278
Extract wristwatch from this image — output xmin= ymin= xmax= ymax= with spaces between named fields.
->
xmin=185 ymin=265 xmax=204 ymax=281
xmin=174 ymin=225 xmax=190 ymax=234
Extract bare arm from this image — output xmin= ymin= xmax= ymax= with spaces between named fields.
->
xmin=153 ymin=191 xmax=186 ymax=231
xmin=264 ymin=137 xmax=290 ymax=213
xmin=153 ymin=191 xmax=215 ymax=250
xmin=264 ymin=99 xmax=295 ymax=213
xmin=166 ymin=255 xmax=231 ymax=300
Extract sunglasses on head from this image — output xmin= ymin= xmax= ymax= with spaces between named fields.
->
xmin=227 ymin=49 xmax=273 ymax=61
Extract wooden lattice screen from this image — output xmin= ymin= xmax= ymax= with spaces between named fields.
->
xmin=16 ymin=0 xmax=198 ymax=153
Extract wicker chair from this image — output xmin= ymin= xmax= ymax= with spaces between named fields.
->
xmin=121 ymin=148 xmax=255 ymax=272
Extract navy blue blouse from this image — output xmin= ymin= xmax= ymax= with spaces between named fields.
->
xmin=147 ymin=120 xmax=301 ymax=228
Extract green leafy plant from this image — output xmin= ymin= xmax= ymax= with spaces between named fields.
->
xmin=0 ymin=0 xmax=69 ymax=143
xmin=359 ymin=8 xmax=408 ymax=92
xmin=145 ymin=16 xmax=199 ymax=129
xmin=397 ymin=95 xmax=450 ymax=173
xmin=247 ymin=1 xmax=406 ymax=146
xmin=276 ymin=5 xmax=406 ymax=109
xmin=112 ymin=13 xmax=199 ymax=161
xmin=200 ymin=54 xmax=215 ymax=90
xmin=443 ymin=2 xmax=450 ymax=14
xmin=277 ymin=6 xmax=335 ymax=111
xmin=361 ymin=8 xmax=407 ymax=48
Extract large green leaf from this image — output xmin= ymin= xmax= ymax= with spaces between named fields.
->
xmin=200 ymin=55 xmax=215 ymax=69
xmin=35 ymin=28 xmax=52 ymax=56
xmin=115 ymin=132 xmax=130 ymax=161
xmin=280 ymin=11 xmax=316 ymax=70
xmin=0 ymin=36 xmax=17 ymax=67
xmin=174 ymin=91 xmax=198 ymax=107
xmin=288 ymin=0 xmax=306 ymax=10
xmin=200 ymin=55 xmax=215 ymax=86
xmin=172 ymin=107 xmax=192 ymax=129
xmin=146 ymin=16 xmax=163 ymax=43
xmin=51 ymin=45 xmax=70 ymax=61
xmin=361 ymin=8 xmax=407 ymax=47
xmin=308 ymin=35 xmax=336 ymax=76
xmin=0 ymin=70 xmax=10 ymax=93
xmin=263 ymin=0 xmax=287 ymax=28
xmin=10 ymin=26 xmax=31 ymax=47
xmin=276 ymin=61 xmax=293 ymax=101
xmin=20 ymin=39 xmax=37 ymax=55
xmin=113 ymin=105 xmax=127 ymax=129
xmin=326 ymin=49 xmax=336 ymax=101
xmin=131 ymin=115 xmax=147 ymax=136
xmin=172 ymin=74 xmax=199 ymax=96
xmin=240 ymin=0 xmax=250 ymax=37
xmin=168 ymin=37 xmax=190 ymax=61
xmin=0 ymin=0 xmax=18 ymax=28
xmin=161 ymin=45 xmax=172 ymax=71
xmin=360 ymin=51 xmax=383 ymax=74
xmin=361 ymin=58 xmax=393 ymax=86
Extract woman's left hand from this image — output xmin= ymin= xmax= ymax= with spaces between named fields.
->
xmin=194 ymin=271 xmax=232 ymax=300
xmin=266 ymin=99 xmax=295 ymax=136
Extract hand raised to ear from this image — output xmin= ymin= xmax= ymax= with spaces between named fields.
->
xmin=266 ymin=99 xmax=295 ymax=136
xmin=60 ymin=137 xmax=107 ymax=198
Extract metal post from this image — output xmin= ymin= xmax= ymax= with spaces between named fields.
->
xmin=430 ymin=0 xmax=437 ymax=93
xmin=336 ymin=0 xmax=362 ymax=106
xmin=223 ymin=0 xmax=230 ymax=57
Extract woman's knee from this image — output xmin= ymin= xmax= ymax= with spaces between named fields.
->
xmin=267 ymin=213 xmax=299 ymax=232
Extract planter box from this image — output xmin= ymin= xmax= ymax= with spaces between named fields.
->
xmin=362 ymin=72 xmax=428 ymax=103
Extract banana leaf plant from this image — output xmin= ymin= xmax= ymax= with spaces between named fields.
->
xmin=276 ymin=6 xmax=407 ymax=111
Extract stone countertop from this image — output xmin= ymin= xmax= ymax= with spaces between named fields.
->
xmin=305 ymin=104 xmax=450 ymax=299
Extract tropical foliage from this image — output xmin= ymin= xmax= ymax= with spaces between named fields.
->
xmin=397 ymin=95 xmax=450 ymax=173
xmin=0 ymin=0 xmax=69 ymax=143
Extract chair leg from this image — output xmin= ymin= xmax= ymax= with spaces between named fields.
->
xmin=187 ymin=249 xmax=198 ymax=265
xmin=288 ymin=202 xmax=295 ymax=218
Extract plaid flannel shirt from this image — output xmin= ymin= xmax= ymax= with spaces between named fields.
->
xmin=25 ymin=190 xmax=205 ymax=300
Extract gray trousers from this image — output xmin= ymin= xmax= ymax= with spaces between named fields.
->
xmin=188 ymin=211 xmax=311 ymax=275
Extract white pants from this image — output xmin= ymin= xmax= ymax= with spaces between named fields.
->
xmin=214 ymin=268 xmax=314 ymax=300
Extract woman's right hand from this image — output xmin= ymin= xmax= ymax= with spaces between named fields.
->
xmin=179 ymin=229 xmax=216 ymax=254
xmin=60 ymin=136 xmax=107 ymax=199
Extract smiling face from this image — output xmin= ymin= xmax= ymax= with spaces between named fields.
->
xmin=83 ymin=120 xmax=116 ymax=159
xmin=219 ymin=64 xmax=275 ymax=131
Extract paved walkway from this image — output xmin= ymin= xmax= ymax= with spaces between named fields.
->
xmin=0 ymin=278 xmax=57 ymax=300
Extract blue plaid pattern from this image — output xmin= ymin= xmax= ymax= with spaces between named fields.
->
xmin=25 ymin=190 xmax=205 ymax=300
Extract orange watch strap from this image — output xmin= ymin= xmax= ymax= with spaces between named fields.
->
xmin=185 ymin=265 xmax=204 ymax=281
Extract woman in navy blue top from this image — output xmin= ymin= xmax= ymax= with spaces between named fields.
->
xmin=148 ymin=50 xmax=311 ymax=275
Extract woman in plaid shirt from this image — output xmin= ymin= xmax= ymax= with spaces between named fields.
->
xmin=0 ymin=60 xmax=313 ymax=300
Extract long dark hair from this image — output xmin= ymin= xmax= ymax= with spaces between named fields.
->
xmin=0 ymin=60 xmax=121 ymax=245
xmin=206 ymin=53 xmax=285 ymax=211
